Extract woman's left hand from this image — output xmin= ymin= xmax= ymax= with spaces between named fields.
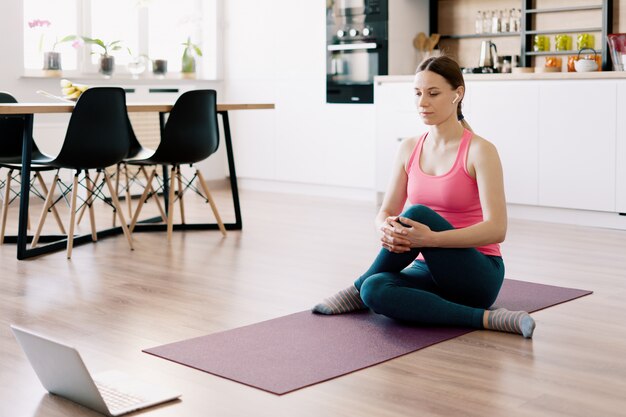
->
xmin=386 ymin=216 xmax=436 ymax=250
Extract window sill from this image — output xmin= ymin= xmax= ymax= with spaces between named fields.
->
xmin=21 ymin=69 xmax=220 ymax=83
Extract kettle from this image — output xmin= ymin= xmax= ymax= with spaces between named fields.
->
xmin=479 ymin=40 xmax=498 ymax=69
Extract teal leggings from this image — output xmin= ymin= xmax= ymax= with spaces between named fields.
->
xmin=354 ymin=205 xmax=505 ymax=329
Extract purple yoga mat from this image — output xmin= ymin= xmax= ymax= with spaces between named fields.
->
xmin=143 ymin=279 xmax=591 ymax=395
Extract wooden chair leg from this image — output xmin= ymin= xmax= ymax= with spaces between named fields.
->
xmin=0 ymin=170 xmax=13 ymax=244
xmin=113 ymin=165 xmax=121 ymax=227
xmin=176 ymin=167 xmax=186 ymax=224
xmin=31 ymin=173 xmax=59 ymax=248
xmin=129 ymin=168 xmax=156 ymax=233
xmin=84 ymin=171 xmax=97 ymax=242
xmin=35 ymin=172 xmax=66 ymax=235
xmin=196 ymin=170 xmax=227 ymax=237
xmin=77 ymin=170 xmax=100 ymax=226
xmin=66 ymin=172 xmax=80 ymax=259
xmin=124 ymin=163 xmax=133 ymax=219
xmin=103 ymin=171 xmax=134 ymax=250
xmin=166 ymin=166 xmax=177 ymax=242
xmin=139 ymin=166 xmax=167 ymax=223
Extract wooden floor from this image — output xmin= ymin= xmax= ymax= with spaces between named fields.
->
xmin=2 ymin=184 xmax=626 ymax=417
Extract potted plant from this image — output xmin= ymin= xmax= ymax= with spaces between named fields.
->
xmin=43 ymin=35 xmax=79 ymax=72
xmin=82 ymin=37 xmax=124 ymax=77
xmin=181 ymin=37 xmax=202 ymax=78
xmin=28 ymin=19 xmax=77 ymax=73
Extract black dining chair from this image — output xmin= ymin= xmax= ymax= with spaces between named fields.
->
xmin=0 ymin=91 xmax=66 ymax=244
xmin=126 ymin=89 xmax=226 ymax=241
xmin=75 ymin=116 xmax=166 ymax=228
xmin=30 ymin=87 xmax=134 ymax=258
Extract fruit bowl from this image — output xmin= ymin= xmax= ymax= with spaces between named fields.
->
xmin=60 ymin=79 xmax=89 ymax=101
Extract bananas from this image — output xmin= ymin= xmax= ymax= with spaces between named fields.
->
xmin=59 ymin=79 xmax=89 ymax=101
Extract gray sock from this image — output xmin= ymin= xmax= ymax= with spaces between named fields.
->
xmin=486 ymin=308 xmax=536 ymax=338
xmin=312 ymin=285 xmax=367 ymax=315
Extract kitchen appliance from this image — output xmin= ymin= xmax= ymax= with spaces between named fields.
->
xmin=326 ymin=0 xmax=429 ymax=104
xmin=478 ymin=40 xmax=498 ymax=69
xmin=574 ymin=48 xmax=599 ymax=72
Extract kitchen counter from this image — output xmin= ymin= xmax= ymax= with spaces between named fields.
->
xmin=376 ymin=71 xmax=626 ymax=83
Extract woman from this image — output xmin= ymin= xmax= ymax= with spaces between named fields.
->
xmin=313 ymin=56 xmax=535 ymax=338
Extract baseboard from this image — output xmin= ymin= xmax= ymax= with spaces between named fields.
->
xmin=507 ymin=204 xmax=626 ymax=231
xmin=238 ymin=178 xmax=377 ymax=202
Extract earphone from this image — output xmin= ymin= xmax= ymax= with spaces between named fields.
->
xmin=452 ymin=94 xmax=460 ymax=104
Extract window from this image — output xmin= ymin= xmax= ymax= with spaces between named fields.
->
xmin=23 ymin=0 xmax=220 ymax=79
xmin=23 ymin=0 xmax=78 ymax=70
xmin=89 ymin=0 xmax=140 ymax=67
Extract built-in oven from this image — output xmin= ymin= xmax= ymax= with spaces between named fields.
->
xmin=326 ymin=0 xmax=388 ymax=104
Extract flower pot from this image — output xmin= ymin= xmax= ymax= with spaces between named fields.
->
xmin=43 ymin=51 xmax=62 ymax=71
xmin=152 ymin=59 xmax=168 ymax=78
xmin=182 ymin=53 xmax=196 ymax=72
xmin=99 ymin=55 xmax=115 ymax=77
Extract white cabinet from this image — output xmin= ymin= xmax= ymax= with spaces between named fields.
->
xmin=375 ymin=111 xmax=426 ymax=192
xmin=616 ymin=82 xmax=626 ymax=213
xmin=465 ymin=81 xmax=539 ymax=205
xmin=375 ymin=77 xmax=623 ymax=216
xmin=374 ymin=81 xmax=426 ymax=193
xmin=537 ymin=81 xmax=616 ymax=212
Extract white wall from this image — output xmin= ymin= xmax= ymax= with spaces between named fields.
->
xmin=222 ymin=0 xmax=429 ymax=197
xmin=222 ymin=0 xmax=378 ymax=196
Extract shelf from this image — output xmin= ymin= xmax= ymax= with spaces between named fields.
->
xmin=441 ymin=32 xmax=520 ymax=40
xmin=429 ymin=0 xmax=613 ymax=71
xmin=526 ymin=49 xmax=603 ymax=56
xmin=525 ymin=28 xmax=603 ymax=36
xmin=520 ymin=0 xmax=612 ymax=70
xmin=525 ymin=5 xmax=604 ymax=14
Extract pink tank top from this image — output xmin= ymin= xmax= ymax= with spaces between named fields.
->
xmin=406 ymin=129 xmax=501 ymax=257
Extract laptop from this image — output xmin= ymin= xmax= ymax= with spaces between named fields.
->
xmin=11 ymin=325 xmax=181 ymax=416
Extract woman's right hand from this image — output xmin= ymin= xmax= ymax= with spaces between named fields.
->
xmin=379 ymin=216 xmax=412 ymax=253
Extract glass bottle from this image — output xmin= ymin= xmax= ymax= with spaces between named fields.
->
xmin=483 ymin=10 xmax=492 ymax=33
xmin=475 ymin=11 xmax=483 ymax=34
xmin=502 ymin=9 xmax=510 ymax=32
xmin=509 ymin=9 xmax=516 ymax=32
xmin=491 ymin=10 xmax=501 ymax=33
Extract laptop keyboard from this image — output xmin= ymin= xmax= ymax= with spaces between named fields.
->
xmin=95 ymin=381 xmax=147 ymax=411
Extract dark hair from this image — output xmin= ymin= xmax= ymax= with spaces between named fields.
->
xmin=415 ymin=55 xmax=472 ymax=131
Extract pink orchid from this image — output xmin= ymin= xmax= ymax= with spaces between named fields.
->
xmin=28 ymin=19 xmax=52 ymax=29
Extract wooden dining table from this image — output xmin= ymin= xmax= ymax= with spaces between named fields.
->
xmin=0 ymin=101 xmax=274 ymax=259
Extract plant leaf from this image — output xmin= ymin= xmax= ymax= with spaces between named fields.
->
xmin=193 ymin=45 xmax=203 ymax=56
xmin=58 ymin=34 xmax=79 ymax=43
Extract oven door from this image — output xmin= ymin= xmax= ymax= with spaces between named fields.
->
xmin=333 ymin=0 xmax=367 ymax=17
xmin=327 ymin=42 xmax=379 ymax=84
